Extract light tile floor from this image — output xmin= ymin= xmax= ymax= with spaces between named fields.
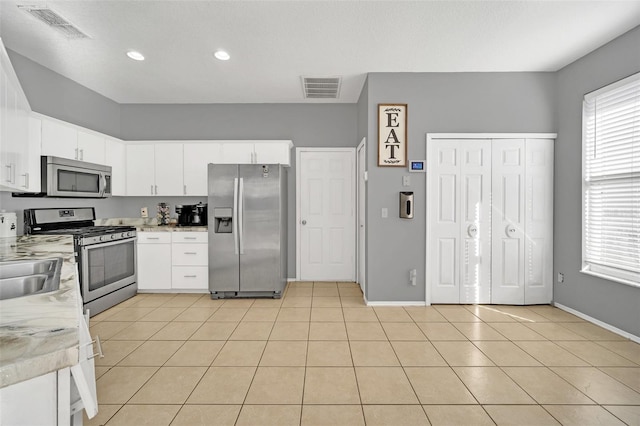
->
xmin=87 ymin=281 xmax=640 ymax=425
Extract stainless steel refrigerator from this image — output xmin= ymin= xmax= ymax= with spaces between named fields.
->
xmin=208 ymin=164 xmax=287 ymax=298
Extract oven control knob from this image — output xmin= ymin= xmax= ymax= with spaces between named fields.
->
xmin=99 ymin=236 xmax=105 ymax=242
xmin=111 ymin=234 xmax=117 ymax=240
xmin=121 ymin=232 xmax=128 ymax=238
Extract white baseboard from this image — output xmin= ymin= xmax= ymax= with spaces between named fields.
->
xmin=554 ymin=302 xmax=640 ymax=344
xmin=366 ymin=301 xmax=427 ymax=307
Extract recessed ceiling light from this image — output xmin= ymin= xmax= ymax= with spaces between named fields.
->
xmin=214 ymin=50 xmax=230 ymax=61
xmin=127 ymin=50 xmax=145 ymax=61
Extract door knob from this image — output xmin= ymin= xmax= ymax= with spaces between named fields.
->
xmin=505 ymin=224 xmax=517 ymax=237
xmin=302 ymin=220 xmax=307 ymax=225
xmin=467 ymin=224 xmax=478 ymax=238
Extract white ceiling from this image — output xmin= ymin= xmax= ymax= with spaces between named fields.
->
xmin=1 ymin=1 xmax=639 ymax=104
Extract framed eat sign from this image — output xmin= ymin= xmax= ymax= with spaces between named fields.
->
xmin=378 ymin=104 xmax=407 ymax=167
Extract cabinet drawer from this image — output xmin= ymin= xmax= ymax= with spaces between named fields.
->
xmin=172 ymin=266 xmax=208 ymax=290
xmin=172 ymin=243 xmax=208 ymax=265
xmin=172 ymin=232 xmax=208 ymax=243
xmin=138 ymin=232 xmax=171 ymax=244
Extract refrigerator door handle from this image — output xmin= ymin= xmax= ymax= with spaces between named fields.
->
xmin=233 ymin=177 xmax=239 ymax=255
xmin=238 ymin=177 xmax=245 ymax=254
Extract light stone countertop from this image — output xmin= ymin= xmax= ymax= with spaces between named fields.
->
xmin=0 ymin=235 xmax=81 ymax=388
xmin=95 ymin=218 xmax=207 ymax=232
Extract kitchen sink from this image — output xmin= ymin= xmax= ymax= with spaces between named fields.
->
xmin=0 ymin=258 xmax=62 ymax=300
xmin=0 ymin=258 xmax=59 ymax=279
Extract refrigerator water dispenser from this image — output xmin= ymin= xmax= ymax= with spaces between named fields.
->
xmin=214 ymin=208 xmax=233 ymax=233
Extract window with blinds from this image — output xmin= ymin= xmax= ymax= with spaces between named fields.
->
xmin=582 ymin=72 xmax=640 ymax=287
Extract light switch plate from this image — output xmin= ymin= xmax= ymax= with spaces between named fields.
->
xmin=402 ymin=175 xmax=410 ymax=186
xmin=381 ymin=208 xmax=388 ymax=218
xmin=141 ymin=207 xmax=148 ymax=218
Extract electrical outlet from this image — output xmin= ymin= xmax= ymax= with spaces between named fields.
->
xmin=141 ymin=207 xmax=148 ymax=218
xmin=381 ymin=208 xmax=388 ymax=218
xmin=557 ymin=272 xmax=564 ymax=283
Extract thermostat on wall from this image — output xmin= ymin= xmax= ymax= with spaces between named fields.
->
xmin=409 ymin=160 xmax=425 ymax=173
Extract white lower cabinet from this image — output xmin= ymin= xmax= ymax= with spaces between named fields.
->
xmin=0 ymin=311 xmax=98 ymax=426
xmin=171 ymin=232 xmax=208 ymax=291
xmin=137 ymin=232 xmax=208 ymax=292
xmin=137 ymin=232 xmax=172 ymax=290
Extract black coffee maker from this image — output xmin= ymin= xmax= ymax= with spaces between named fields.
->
xmin=175 ymin=203 xmax=208 ymax=226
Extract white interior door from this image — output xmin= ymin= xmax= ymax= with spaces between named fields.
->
xmin=357 ymin=139 xmax=366 ymax=293
xmin=298 ymin=149 xmax=355 ymax=281
xmin=428 ymin=139 xmax=491 ymax=303
xmin=491 ymin=139 xmax=526 ymax=304
xmin=524 ymin=139 xmax=554 ymax=304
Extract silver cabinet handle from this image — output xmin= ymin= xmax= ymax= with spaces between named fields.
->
xmin=21 ymin=172 xmax=29 ymax=188
xmin=301 ymin=220 xmax=307 ymax=225
xmin=505 ymin=224 xmax=517 ymax=237
xmin=183 ymin=237 xmax=197 ymax=240
xmin=151 ymin=185 xmax=154 ymax=195
xmin=183 ymin=252 xmax=197 ymax=255
xmin=183 ymin=184 xmax=187 ymax=195
xmin=88 ymin=335 xmax=104 ymax=359
xmin=80 ymin=149 xmax=84 ymax=160
xmin=6 ymin=163 xmax=15 ymax=183
xmin=147 ymin=237 xmax=160 ymax=240
xmin=75 ymin=148 xmax=79 ymax=159
xmin=155 ymin=185 xmax=158 ymax=195
xmin=184 ymin=275 xmax=197 ymax=278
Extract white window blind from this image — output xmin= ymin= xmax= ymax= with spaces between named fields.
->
xmin=582 ymin=72 xmax=640 ymax=286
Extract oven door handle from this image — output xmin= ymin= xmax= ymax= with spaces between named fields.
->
xmin=99 ymin=173 xmax=107 ymax=197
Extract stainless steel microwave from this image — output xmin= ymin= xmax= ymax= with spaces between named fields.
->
xmin=42 ymin=156 xmax=112 ymax=198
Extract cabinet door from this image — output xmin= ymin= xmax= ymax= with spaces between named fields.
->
xmin=77 ymin=130 xmax=105 ymax=164
xmin=154 ymin=143 xmax=184 ymax=195
xmin=105 ymin=138 xmax=126 ymax=196
xmin=221 ymin=142 xmax=254 ymax=163
xmin=126 ymin=144 xmax=155 ymax=196
xmin=172 ymin=266 xmax=208 ymax=290
xmin=22 ymin=116 xmax=41 ymax=192
xmin=183 ymin=142 xmax=222 ymax=195
xmin=41 ymin=119 xmax=78 ymax=159
xmin=254 ymin=141 xmax=291 ymax=165
xmin=137 ymin=242 xmax=172 ymax=290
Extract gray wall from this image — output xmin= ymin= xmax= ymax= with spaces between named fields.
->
xmin=7 ymin=49 xmax=121 ymax=138
xmin=363 ymin=72 xmax=557 ymax=302
xmin=554 ymin=26 xmax=640 ymax=336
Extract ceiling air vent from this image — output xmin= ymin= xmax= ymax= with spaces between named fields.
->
xmin=18 ymin=5 xmax=90 ymax=39
xmin=302 ymin=77 xmax=341 ymax=99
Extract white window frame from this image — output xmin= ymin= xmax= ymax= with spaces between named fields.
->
xmin=581 ymin=72 xmax=640 ymax=288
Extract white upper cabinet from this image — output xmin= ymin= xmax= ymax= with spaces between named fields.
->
xmin=253 ymin=141 xmax=292 ymax=165
xmin=41 ymin=117 xmax=105 ymax=164
xmin=77 ymin=129 xmax=105 ymax=164
xmin=183 ymin=142 xmax=223 ymax=196
xmin=220 ymin=140 xmax=292 ymax=165
xmin=126 ymin=144 xmax=155 ymax=196
xmin=23 ymin=116 xmax=41 ymax=192
xmin=104 ymin=137 xmax=126 ymax=196
xmin=0 ymin=38 xmax=32 ymax=192
xmin=41 ymin=118 xmax=77 ymax=159
xmin=126 ymin=143 xmax=184 ymax=196
xmin=155 ymin=143 xmax=184 ymax=196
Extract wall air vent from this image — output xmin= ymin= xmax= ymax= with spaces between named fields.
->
xmin=302 ymin=77 xmax=341 ymax=99
xmin=18 ymin=5 xmax=90 ymax=39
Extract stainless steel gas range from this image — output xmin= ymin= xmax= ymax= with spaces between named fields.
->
xmin=24 ymin=207 xmax=137 ymax=316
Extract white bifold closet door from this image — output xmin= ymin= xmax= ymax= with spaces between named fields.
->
xmin=428 ymin=137 xmax=553 ymax=305
xmin=429 ymin=139 xmax=492 ymax=304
